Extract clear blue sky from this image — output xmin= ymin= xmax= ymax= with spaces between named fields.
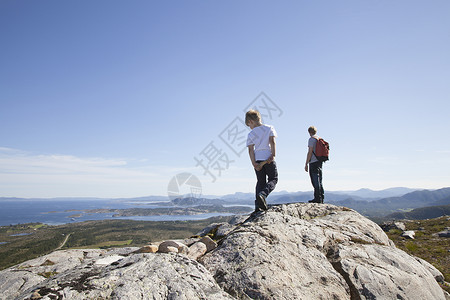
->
xmin=1 ymin=1 xmax=449 ymax=198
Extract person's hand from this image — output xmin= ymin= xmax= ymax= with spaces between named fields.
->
xmin=255 ymin=160 xmax=271 ymax=171
xmin=304 ymin=164 xmax=308 ymax=172
xmin=255 ymin=161 xmax=264 ymax=171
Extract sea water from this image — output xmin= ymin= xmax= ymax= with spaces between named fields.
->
xmin=0 ymin=199 xmax=236 ymax=226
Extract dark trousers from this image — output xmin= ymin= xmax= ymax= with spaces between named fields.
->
xmin=309 ymin=161 xmax=324 ymax=202
xmin=254 ymin=160 xmax=278 ymax=211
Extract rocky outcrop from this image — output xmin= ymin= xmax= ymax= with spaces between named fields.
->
xmin=437 ymin=227 xmax=450 ymax=238
xmin=200 ymin=204 xmax=445 ymax=299
xmin=6 ymin=251 xmax=232 ymax=300
xmin=0 ymin=203 xmax=446 ymax=300
xmin=380 ymin=221 xmax=406 ymax=231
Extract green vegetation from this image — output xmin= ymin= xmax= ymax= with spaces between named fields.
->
xmin=385 ymin=216 xmax=450 ymax=293
xmin=332 ymin=188 xmax=450 ymax=219
xmin=385 ymin=205 xmax=450 ymax=220
xmin=0 ymin=216 xmax=233 ymax=270
xmin=38 ymin=271 xmax=58 ymax=278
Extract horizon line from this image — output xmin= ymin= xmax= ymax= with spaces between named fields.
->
xmin=1 ymin=186 xmax=448 ymax=200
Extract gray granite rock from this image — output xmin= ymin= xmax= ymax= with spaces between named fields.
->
xmin=381 ymin=221 xmax=406 ymax=232
xmin=200 ymin=236 xmax=217 ymax=252
xmin=0 ymin=249 xmax=106 ymax=300
xmin=187 ymin=241 xmax=207 ymax=260
xmin=16 ymin=253 xmax=233 ymax=300
xmin=437 ymin=229 xmax=450 ymax=238
xmin=401 ymin=230 xmax=416 ymax=239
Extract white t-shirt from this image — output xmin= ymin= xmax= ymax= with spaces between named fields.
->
xmin=246 ymin=124 xmax=277 ymax=161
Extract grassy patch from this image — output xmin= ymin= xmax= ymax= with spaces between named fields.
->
xmin=388 ymin=229 xmax=402 ymax=235
xmin=41 ymin=259 xmax=55 ymax=266
xmin=350 ymin=237 xmax=372 ymax=245
xmin=404 ymin=241 xmax=418 ymax=252
xmin=75 ymin=240 xmax=133 ymax=249
xmin=38 ymin=271 xmax=58 ymax=278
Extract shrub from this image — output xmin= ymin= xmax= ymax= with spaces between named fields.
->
xmin=405 ymin=241 xmax=418 ymax=252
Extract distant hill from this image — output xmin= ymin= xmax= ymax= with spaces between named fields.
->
xmin=328 ymin=188 xmax=450 ymax=218
xmin=216 ymin=187 xmax=417 ymax=203
xmin=429 ymin=196 xmax=450 ymax=206
xmin=268 ymin=188 xmax=417 ymax=205
xmin=329 ymin=187 xmax=419 ymax=200
xmin=402 ymin=189 xmax=450 ymax=203
xmin=385 ymin=205 xmax=450 ymax=220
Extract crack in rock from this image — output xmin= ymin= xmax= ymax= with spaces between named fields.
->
xmin=325 ymin=242 xmax=362 ymax=300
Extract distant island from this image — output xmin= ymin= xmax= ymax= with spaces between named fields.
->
xmin=79 ymin=204 xmax=252 ymax=217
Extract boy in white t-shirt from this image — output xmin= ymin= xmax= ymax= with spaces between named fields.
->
xmin=245 ymin=110 xmax=278 ymax=214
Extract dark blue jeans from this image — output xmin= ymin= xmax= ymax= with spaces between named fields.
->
xmin=309 ymin=161 xmax=324 ymax=202
xmin=254 ymin=160 xmax=278 ymax=211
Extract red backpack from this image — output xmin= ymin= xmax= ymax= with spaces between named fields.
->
xmin=313 ymin=137 xmax=330 ymax=162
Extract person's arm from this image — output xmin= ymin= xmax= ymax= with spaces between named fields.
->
xmin=269 ymin=136 xmax=276 ymax=162
xmin=248 ymin=145 xmax=259 ymax=169
xmin=305 ymin=146 xmax=313 ymax=172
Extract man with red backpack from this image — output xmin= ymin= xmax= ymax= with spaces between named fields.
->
xmin=305 ymin=126 xmax=329 ymax=203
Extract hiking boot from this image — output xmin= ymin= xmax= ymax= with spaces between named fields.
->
xmin=244 ymin=209 xmax=265 ymax=222
xmin=256 ymin=192 xmax=268 ymax=210
xmin=252 ymin=209 xmax=264 ymax=217
xmin=308 ymin=199 xmax=321 ymax=203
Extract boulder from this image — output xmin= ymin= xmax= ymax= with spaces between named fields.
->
xmin=187 ymin=242 xmax=208 ymax=260
xmin=381 ymin=221 xmax=406 ymax=231
xmin=437 ymin=229 xmax=450 ymax=238
xmin=158 ymin=240 xmax=188 ymax=254
xmin=136 ymin=244 xmax=159 ymax=253
xmin=183 ymin=237 xmax=201 ymax=247
xmin=200 ymin=236 xmax=217 ymax=252
xmin=196 ymin=223 xmax=222 ymax=237
xmin=401 ymin=230 xmax=416 ymax=239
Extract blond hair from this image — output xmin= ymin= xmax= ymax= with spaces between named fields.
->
xmin=245 ymin=110 xmax=261 ymax=125
xmin=308 ymin=126 xmax=317 ymax=135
